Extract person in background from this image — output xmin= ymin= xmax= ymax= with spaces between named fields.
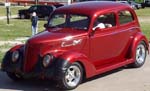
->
xmin=31 ymin=12 xmax=38 ymax=36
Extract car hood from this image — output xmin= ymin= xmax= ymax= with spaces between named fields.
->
xmin=18 ymin=9 xmax=28 ymax=13
xmin=28 ymin=28 xmax=87 ymax=44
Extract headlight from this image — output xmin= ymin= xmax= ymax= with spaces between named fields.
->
xmin=43 ymin=54 xmax=54 ymax=67
xmin=12 ymin=51 xmax=19 ymax=62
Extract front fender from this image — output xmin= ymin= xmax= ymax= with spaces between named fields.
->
xmin=57 ymin=51 xmax=96 ymax=78
xmin=131 ymin=32 xmax=149 ymax=60
xmin=1 ymin=44 xmax=25 ymax=71
xmin=9 ymin=44 xmax=24 ymax=52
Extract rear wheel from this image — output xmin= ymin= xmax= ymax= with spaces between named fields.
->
xmin=130 ymin=41 xmax=147 ymax=68
xmin=58 ymin=62 xmax=83 ymax=90
xmin=44 ymin=16 xmax=49 ymax=21
xmin=7 ymin=72 xmax=23 ymax=81
xmin=20 ymin=14 xmax=25 ymax=19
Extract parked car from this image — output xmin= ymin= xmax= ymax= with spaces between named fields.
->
xmin=134 ymin=0 xmax=150 ymax=8
xmin=129 ymin=1 xmax=142 ymax=9
xmin=145 ymin=0 xmax=150 ymax=6
xmin=18 ymin=4 xmax=62 ymax=19
xmin=118 ymin=1 xmax=142 ymax=9
xmin=1 ymin=1 xmax=149 ymax=90
xmin=0 ymin=2 xmax=4 ymax=6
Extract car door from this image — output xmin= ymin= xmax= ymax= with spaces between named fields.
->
xmin=90 ymin=12 xmax=121 ymax=68
xmin=115 ymin=9 xmax=136 ymax=60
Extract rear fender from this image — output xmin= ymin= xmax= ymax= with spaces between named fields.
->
xmin=131 ymin=32 xmax=149 ymax=61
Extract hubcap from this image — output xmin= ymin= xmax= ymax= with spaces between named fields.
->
xmin=136 ymin=44 xmax=146 ymax=64
xmin=65 ymin=65 xmax=81 ymax=87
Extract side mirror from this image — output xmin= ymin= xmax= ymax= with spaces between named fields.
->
xmin=44 ymin=23 xmax=48 ymax=28
xmin=90 ymin=27 xmax=100 ymax=36
xmin=90 ymin=27 xmax=102 ymax=37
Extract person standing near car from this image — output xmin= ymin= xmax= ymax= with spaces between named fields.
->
xmin=31 ymin=12 xmax=38 ymax=36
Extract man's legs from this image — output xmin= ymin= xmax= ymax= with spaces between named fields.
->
xmin=35 ymin=26 xmax=38 ymax=34
xmin=32 ymin=26 xmax=36 ymax=36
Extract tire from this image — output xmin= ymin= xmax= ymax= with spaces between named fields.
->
xmin=7 ymin=72 xmax=23 ymax=81
xmin=135 ymin=5 xmax=139 ymax=9
xmin=58 ymin=62 xmax=83 ymax=90
xmin=130 ymin=41 xmax=147 ymax=68
xmin=141 ymin=3 xmax=145 ymax=8
xmin=20 ymin=14 xmax=25 ymax=19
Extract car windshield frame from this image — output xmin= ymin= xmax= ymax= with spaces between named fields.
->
xmin=47 ymin=13 xmax=90 ymax=30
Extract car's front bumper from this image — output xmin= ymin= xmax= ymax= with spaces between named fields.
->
xmin=1 ymin=51 xmax=70 ymax=80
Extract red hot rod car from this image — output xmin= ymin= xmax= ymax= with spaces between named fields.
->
xmin=1 ymin=1 xmax=149 ymax=90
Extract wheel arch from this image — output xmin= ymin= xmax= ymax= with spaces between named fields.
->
xmin=130 ymin=32 xmax=149 ymax=60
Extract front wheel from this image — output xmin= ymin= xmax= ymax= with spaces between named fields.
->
xmin=58 ymin=62 xmax=83 ymax=90
xmin=130 ymin=41 xmax=147 ymax=68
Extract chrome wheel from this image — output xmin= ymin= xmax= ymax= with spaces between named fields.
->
xmin=65 ymin=65 xmax=81 ymax=87
xmin=136 ymin=43 xmax=146 ymax=64
xmin=128 ymin=41 xmax=147 ymax=68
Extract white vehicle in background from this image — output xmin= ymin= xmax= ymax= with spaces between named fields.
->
xmin=117 ymin=1 xmax=142 ymax=9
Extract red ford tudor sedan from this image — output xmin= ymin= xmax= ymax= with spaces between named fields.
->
xmin=1 ymin=1 xmax=149 ymax=90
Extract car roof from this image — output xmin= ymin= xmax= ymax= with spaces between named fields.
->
xmin=31 ymin=5 xmax=54 ymax=7
xmin=55 ymin=1 xmax=130 ymax=16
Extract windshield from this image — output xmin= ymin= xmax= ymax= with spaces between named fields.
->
xmin=29 ymin=6 xmax=37 ymax=11
xmin=48 ymin=14 xmax=90 ymax=30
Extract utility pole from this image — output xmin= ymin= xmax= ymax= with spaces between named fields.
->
xmin=5 ymin=0 xmax=10 ymax=24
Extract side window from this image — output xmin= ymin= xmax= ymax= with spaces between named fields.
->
xmin=49 ymin=14 xmax=66 ymax=26
xmin=93 ymin=13 xmax=116 ymax=30
xmin=118 ymin=10 xmax=134 ymax=24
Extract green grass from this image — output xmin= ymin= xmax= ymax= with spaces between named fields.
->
xmin=135 ymin=8 xmax=150 ymax=39
xmin=135 ymin=8 xmax=150 ymax=16
xmin=0 ymin=51 xmax=4 ymax=62
xmin=140 ymin=22 xmax=150 ymax=39
xmin=0 ymin=19 xmax=46 ymax=62
xmin=0 ymin=19 xmax=46 ymax=40
xmin=0 ymin=6 xmax=28 ymax=16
